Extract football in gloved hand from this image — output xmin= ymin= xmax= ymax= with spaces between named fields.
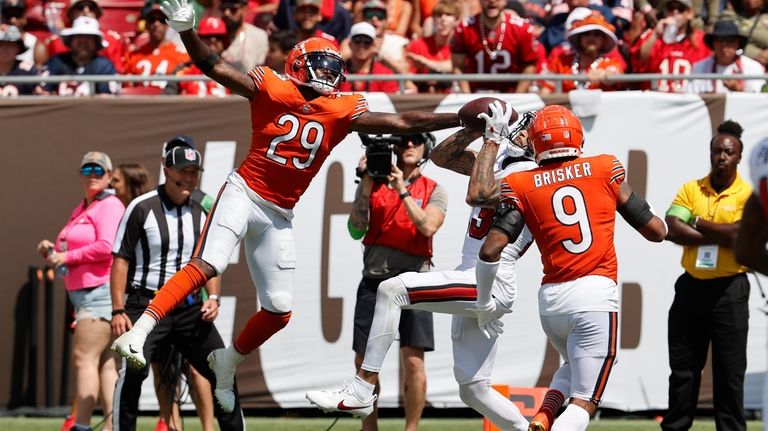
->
xmin=458 ymin=97 xmax=518 ymax=132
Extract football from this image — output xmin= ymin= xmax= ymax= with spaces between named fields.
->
xmin=458 ymin=97 xmax=518 ymax=132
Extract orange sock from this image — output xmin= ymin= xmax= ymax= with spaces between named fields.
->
xmin=532 ymin=389 xmax=565 ymax=430
xmin=233 ymin=309 xmax=292 ymax=354
xmin=146 ymin=263 xmax=208 ymax=321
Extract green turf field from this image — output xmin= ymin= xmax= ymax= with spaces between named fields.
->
xmin=0 ymin=417 xmax=762 ymax=430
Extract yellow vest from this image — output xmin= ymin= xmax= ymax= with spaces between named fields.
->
xmin=669 ymin=173 xmax=752 ymax=279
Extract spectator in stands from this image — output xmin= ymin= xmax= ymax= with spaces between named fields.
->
xmin=662 ymin=120 xmax=752 ymax=431
xmin=44 ymin=16 xmax=118 ymax=95
xmin=292 ymin=0 xmax=338 ymax=46
xmin=405 ymin=0 xmax=460 ymax=93
xmin=341 ymin=0 xmax=410 ymax=76
xmin=123 ymin=2 xmax=190 ymax=91
xmin=249 ymin=0 xmax=280 ymax=29
xmin=0 ymin=0 xmax=39 ymax=65
xmin=547 ymin=8 xmax=628 ymax=73
xmin=273 ymin=0 xmax=352 ymax=41
xmin=451 ymin=0 xmax=539 ymax=93
xmin=690 ymin=19 xmax=765 ymax=93
xmin=721 ymin=0 xmax=768 ymax=67
xmin=220 ymin=0 xmax=267 ymax=72
xmin=38 ymin=0 xmax=126 ymax=73
xmin=36 ymin=151 xmax=125 ymax=431
xmin=539 ymin=0 xmax=614 ymax=53
xmin=339 ymin=21 xmax=399 ymax=92
xmin=165 ymin=17 xmax=230 ymax=96
xmin=111 ymin=163 xmax=151 ymax=207
xmin=632 ymin=0 xmax=710 ymax=92
xmin=352 ymin=0 xmax=413 ymax=38
xmin=264 ymin=29 xmax=298 ymax=71
xmin=0 ymin=24 xmax=41 ymax=96
xmin=540 ymin=12 xmax=625 ymax=93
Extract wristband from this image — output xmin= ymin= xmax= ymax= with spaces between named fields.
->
xmin=195 ymin=52 xmax=219 ymax=74
xmin=208 ymin=295 xmax=221 ymax=305
xmin=399 ymin=191 xmax=411 ymax=200
xmin=111 ymin=309 xmax=126 ymax=316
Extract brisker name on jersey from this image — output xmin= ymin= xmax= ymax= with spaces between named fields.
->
xmin=533 ymin=162 xmax=592 ymax=188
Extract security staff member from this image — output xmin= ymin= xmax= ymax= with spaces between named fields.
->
xmin=110 ymin=146 xmax=245 ymax=431
xmin=349 ymin=132 xmax=447 ymax=431
xmin=662 ymin=120 xmax=753 ymax=431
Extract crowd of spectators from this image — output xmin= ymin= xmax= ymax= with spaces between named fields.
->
xmin=0 ymin=0 xmax=766 ymax=96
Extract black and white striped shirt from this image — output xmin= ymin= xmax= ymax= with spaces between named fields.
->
xmin=112 ymin=186 xmax=207 ymax=292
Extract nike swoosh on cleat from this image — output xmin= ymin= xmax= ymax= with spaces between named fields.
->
xmin=337 ymin=401 xmax=365 ymax=411
xmin=129 ymin=346 xmax=140 ymax=354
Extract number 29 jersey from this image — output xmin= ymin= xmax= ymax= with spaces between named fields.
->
xmin=238 ymin=66 xmax=369 ymax=209
xmin=500 ymin=154 xmax=625 ymax=285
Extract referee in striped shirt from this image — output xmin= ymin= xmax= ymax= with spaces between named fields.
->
xmin=110 ymin=145 xmax=244 ymax=431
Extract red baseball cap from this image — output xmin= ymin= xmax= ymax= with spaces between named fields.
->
xmin=197 ymin=16 xmax=227 ymax=37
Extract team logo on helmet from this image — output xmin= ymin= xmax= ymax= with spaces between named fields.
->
xmin=529 ymin=105 xmax=584 ymax=164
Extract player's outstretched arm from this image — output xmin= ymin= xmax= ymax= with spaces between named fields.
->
xmin=734 ymin=195 xmax=768 ymax=275
xmin=429 ymin=128 xmax=482 ymax=176
xmin=349 ymin=111 xmax=460 ymax=134
xmin=161 ymin=0 xmax=255 ymax=98
xmin=617 ymin=182 xmax=666 ymax=242
xmin=467 ymin=138 xmax=501 ymax=208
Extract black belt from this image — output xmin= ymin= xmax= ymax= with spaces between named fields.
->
xmin=128 ymin=284 xmax=203 ymax=305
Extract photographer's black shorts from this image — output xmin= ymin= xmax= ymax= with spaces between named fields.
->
xmin=352 ymin=276 xmax=434 ymax=355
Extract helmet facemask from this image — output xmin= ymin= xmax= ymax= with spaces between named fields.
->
xmin=302 ymin=52 xmax=346 ymax=95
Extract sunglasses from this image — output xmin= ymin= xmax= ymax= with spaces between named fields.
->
xmin=81 ymin=165 xmax=106 ymax=177
xmin=351 ymin=36 xmax=373 ymax=46
xmin=363 ymin=9 xmax=386 ymax=21
xmin=145 ymin=15 xmax=167 ymax=24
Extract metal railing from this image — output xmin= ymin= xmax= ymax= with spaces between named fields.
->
xmin=2 ymin=72 xmax=767 ymax=95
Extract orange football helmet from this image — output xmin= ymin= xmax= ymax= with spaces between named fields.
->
xmin=529 ymin=105 xmax=584 ymax=164
xmin=285 ymin=37 xmax=346 ymax=95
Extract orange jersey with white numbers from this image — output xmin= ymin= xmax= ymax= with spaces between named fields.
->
xmin=500 ymin=154 xmax=625 ymax=284
xmin=123 ymin=41 xmax=190 ymax=87
xmin=238 ymin=66 xmax=369 ymax=209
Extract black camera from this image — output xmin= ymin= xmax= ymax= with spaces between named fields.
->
xmin=358 ymin=133 xmax=435 ymax=180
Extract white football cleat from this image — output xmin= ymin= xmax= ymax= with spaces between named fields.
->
xmin=305 ymin=381 xmax=377 ymax=419
xmin=208 ymin=348 xmax=236 ymax=413
xmin=111 ymin=330 xmax=147 ymax=369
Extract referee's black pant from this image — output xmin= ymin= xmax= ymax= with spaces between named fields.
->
xmin=661 ymin=272 xmax=749 ymax=431
xmin=114 ymin=292 xmax=245 ymax=431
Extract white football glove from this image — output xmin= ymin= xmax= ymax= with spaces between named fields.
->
xmin=472 ymin=301 xmax=506 ymax=339
xmin=160 ymin=0 xmax=195 ymax=33
xmin=477 ymin=100 xmax=514 ymax=143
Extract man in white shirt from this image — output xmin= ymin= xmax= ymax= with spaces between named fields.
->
xmin=690 ymin=19 xmax=765 ymax=93
xmin=220 ymin=0 xmax=268 ymax=72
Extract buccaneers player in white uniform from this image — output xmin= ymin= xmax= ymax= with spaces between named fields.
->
xmin=473 ymin=105 xmax=667 ymax=431
xmin=306 ymin=104 xmax=535 ymax=430
xmin=111 ymin=0 xmax=461 ymax=413
xmin=735 ymin=138 xmax=768 ymax=276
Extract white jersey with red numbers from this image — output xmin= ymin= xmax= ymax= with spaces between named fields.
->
xmin=451 ymin=11 xmax=540 ymax=93
xmin=750 ymin=138 xmax=768 ymax=215
xmin=238 ymin=66 xmax=368 ymax=210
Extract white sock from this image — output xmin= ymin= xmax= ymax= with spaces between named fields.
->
xmin=223 ymin=345 xmax=246 ymax=366
xmin=475 ymin=259 xmax=500 ymax=306
xmin=131 ymin=313 xmax=157 ymax=339
xmin=352 ymin=375 xmax=375 ymax=398
xmin=360 ymin=278 xmax=408 ymax=373
xmin=551 ymin=404 xmax=590 ymax=431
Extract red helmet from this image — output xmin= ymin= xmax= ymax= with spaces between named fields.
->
xmin=529 ymin=105 xmax=584 ymax=164
xmin=285 ymin=37 xmax=346 ymax=95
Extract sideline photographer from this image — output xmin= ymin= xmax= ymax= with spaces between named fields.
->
xmin=348 ymin=132 xmax=447 ymax=431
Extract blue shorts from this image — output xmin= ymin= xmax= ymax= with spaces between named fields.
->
xmin=67 ymin=283 xmax=112 ymax=322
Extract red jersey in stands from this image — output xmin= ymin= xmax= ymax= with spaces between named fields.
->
xmin=541 ymin=52 xmax=624 ymax=92
xmin=631 ymin=29 xmax=710 ymax=92
xmin=46 ymin=30 xmax=126 ymax=73
xmin=406 ymin=35 xmax=451 ymax=74
xmin=500 ymin=154 xmax=625 ymax=284
xmin=307 ymin=29 xmax=339 ymax=48
xmin=238 ymin=66 xmax=368 ymax=209
xmin=123 ymin=41 xmax=190 ymax=88
xmin=176 ymin=64 xmax=230 ymax=97
xmin=338 ymin=61 xmax=399 ymax=93
xmin=451 ymin=11 xmax=539 ymax=92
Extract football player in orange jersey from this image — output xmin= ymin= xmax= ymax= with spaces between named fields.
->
xmin=111 ymin=0 xmax=462 ymax=414
xmin=471 ymin=105 xmax=667 ymax=431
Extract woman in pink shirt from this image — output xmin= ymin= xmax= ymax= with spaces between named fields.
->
xmin=36 ymin=151 xmax=125 ymax=431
